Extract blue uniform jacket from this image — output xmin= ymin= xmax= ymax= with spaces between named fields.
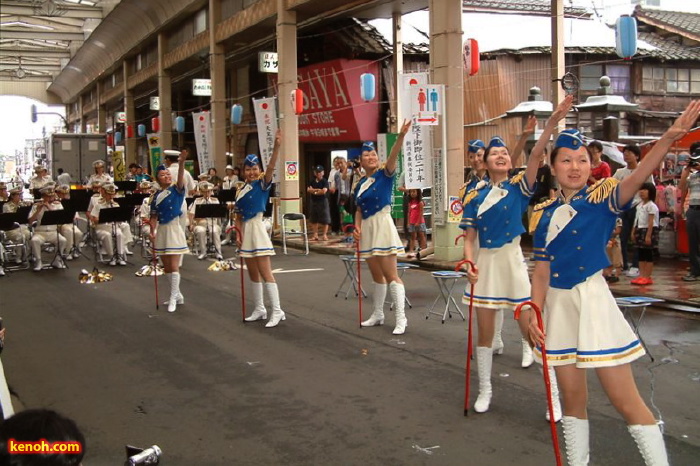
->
xmin=354 ymin=169 xmax=395 ymax=220
xmin=236 ymin=178 xmax=271 ymax=221
xmin=532 ymin=179 xmax=632 ymax=289
xmin=459 ymin=172 xmax=535 ymax=249
xmin=151 ymin=185 xmax=185 ymax=224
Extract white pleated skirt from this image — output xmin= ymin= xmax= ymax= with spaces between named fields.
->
xmin=534 ymin=272 xmax=644 ymax=368
xmin=240 ymin=213 xmax=275 ymax=258
xmin=359 ymin=206 xmax=404 ymax=258
xmin=462 ymin=237 xmax=530 ymax=310
xmin=154 ymin=221 xmax=188 ymax=255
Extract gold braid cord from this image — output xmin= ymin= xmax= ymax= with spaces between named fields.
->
xmin=529 ymin=198 xmax=556 ymax=234
xmin=586 ymin=178 xmax=619 ymax=204
xmin=509 ymin=171 xmax=525 ymax=185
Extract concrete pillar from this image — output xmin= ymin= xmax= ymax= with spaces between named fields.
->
xmin=276 ymin=0 xmax=301 ymax=217
xmin=158 ymin=33 xmax=173 ymax=151
xmin=97 ymin=81 xmax=106 ymax=134
xmin=551 ymin=0 xmax=565 ymax=126
xmin=429 ymin=0 xmax=464 ymax=261
xmin=209 ymin=0 xmax=227 ymax=173
xmin=391 ymin=12 xmax=403 ymax=134
xmin=123 ymin=61 xmax=136 ymax=165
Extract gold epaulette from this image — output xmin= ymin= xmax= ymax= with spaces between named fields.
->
xmin=463 ymin=187 xmax=480 ymax=205
xmin=258 ymin=172 xmax=266 ymax=180
xmin=234 ymin=181 xmax=246 ymax=190
xmin=458 ymin=183 xmax=467 ymax=203
xmin=529 ymin=198 xmax=556 ymax=234
xmin=509 ymin=171 xmax=525 ymax=185
xmin=586 ymin=178 xmax=619 ymax=204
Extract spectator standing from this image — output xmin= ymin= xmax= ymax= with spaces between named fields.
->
xmin=587 ymin=140 xmax=611 ymax=185
xmin=406 ymin=188 xmax=428 ymax=256
xmin=631 ymin=182 xmax=660 ymax=285
xmin=613 ymin=144 xmax=652 ymax=277
xmin=56 ymin=168 xmax=72 ymax=186
xmin=328 ymin=156 xmax=343 ymax=235
xmin=680 ymin=142 xmax=700 ymax=281
xmin=307 ymin=165 xmax=331 ymax=241
xmin=208 ymin=167 xmax=222 ymax=191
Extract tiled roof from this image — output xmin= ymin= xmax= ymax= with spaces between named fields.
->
xmin=462 ymin=0 xmax=589 ymax=18
xmin=633 ymin=5 xmax=700 ymax=42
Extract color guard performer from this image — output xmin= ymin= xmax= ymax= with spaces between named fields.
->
xmin=28 ymin=186 xmax=67 ymax=271
xmin=236 ymin=131 xmax=285 ymax=328
xmin=86 ymin=160 xmax=113 ymax=186
xmin=150 ymin=151 xmax=189 ymax=313
xmin=353 ymin=120 xmax=411 ymax=335
xmin=527 ymin=101 xmax=700 ymax=466
xmin=90 ymin=183 xmax=127 ymax=266
xmin=459 ymin=97 xmax=572 ymax=416
xmin=189 ymin=181 xmax=223 ymax=260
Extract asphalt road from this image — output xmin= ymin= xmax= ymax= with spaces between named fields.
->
xmin=1 ymin=248 xmax=699 ymax=465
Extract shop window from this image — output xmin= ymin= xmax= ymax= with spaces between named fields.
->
xmin=579 ymin=63 xmax=631 ymax=99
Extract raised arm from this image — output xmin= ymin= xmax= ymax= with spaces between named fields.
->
xmin=176 ymin=152 xmax=186 ymax=191
xmin=385 ymin=119 xmax=411 ymax=175
xmin=511 ymin=115 xmax=537 ymax=169
xmin=525 ymin=95 xmax=574 ymax=188
xmin=618 ymin=100 xmax=700 ymax=206
xmin=264 ymin=130 xmax=282 ymax=185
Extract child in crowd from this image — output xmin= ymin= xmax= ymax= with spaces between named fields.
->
xmin=632 ymin=182 xmax=660 ymax=285
xmin=604 ymin=217 xmax=623 ymax=283
xmin=406 ymin=189 xmax=428 ymax=257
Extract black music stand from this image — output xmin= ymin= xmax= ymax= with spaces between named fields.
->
xmin=98 ymin=206 xmax=133 ymax=265
xmin=39 ymin=209 xmax=74 ymax=269
xmin=217 ymin=189 xmax=236 ymax=203
xmin=194 ymin=203 xmax=227 ymax=257
xmin=115 ymin=181 xmax=137 ymax=193
xmin=60 ymin=199 xmax=86 ymax=260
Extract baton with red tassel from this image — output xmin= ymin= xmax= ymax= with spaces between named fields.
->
xmin=227 ymin=225 xmax=245 ymax=322
xmin=344 ymin=224 xmax=362 ymax=328
xmin=455 ymin=258 xmax=477 ymax=416
xmin=515 ymin=301 xmax=562 ymax=466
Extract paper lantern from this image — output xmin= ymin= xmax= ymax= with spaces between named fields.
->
xmin=463 ymin=38 xmax=480 ymax=76
xmin=115 ymin=131 xmax=122 ymax=144
xmin=615 ymin=15 xmax=637 ymax=59
xmin=231 ymin=104 xmax=243 ymax=125
xmin=106 ymin=133 xmax=114 ymax=146
xmin=175 ymin=116 xmax=185 ymax=133
xmin=126 ymin=125 xmax=134 ymax=139
xmin=360 ymin=73 xmax=376 ymax=102
xmin=290 ymin=89 xmax=304 ymax=115
xmin=151 ymin=117 xmax=160 ymax=133
xmin=137 ymin=124 xmax=146 ymax=138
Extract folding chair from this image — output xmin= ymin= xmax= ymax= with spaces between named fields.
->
xmin=281 ymin=213 xmax=309 ymax=255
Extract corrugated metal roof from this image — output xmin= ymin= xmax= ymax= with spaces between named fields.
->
xmin=461 ymin=0 xmax=589 ymax=18
xmin=634 ymin=5 xmax=700 ymax=42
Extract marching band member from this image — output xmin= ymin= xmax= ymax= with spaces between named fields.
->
xmin=236 ymin=131 xmax=285 ymax=328
xmin=222 ymin=165 xmax=239 ymax=189
xmin=353 ymin=120 xmax=411 ymax=335
xmin=28 ymin=166 xmax=53 ymax=191
xmin=55 ymin=185 xmax=83 ymax=260
xmin=89 ymin=183 xmax=126 ymax=266
xmin=28 ymin=186 xmax=67 ymax=271
xmin=528 ymin=101 xmax=699 ymax=466
xmin=2 ymin=188 xmax=30 ymax=263
xmin=459 ymin=97 xmax=572 ymax=416
xmin=86 ymin=181 xmax=103 ymax=214
xmin=189 ymin=181 xmax=223 ymax=260
xmin=150 ymin=151 xmax=189 ymax=313
xmin=86 ymin=160 xmax=113 ymax=186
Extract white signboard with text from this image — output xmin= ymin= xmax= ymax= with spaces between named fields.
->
xmin=253 ymin=97 xmax=280 ymax=182
xmin=192 ymin=79 xmax=212 ymax=96
xmin=192 ymin=112 xmax=214 ymax=172
xmin=400 ymin=72 xmax=433 ymax=189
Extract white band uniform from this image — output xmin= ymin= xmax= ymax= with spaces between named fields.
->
xmin=154 ymin=221 xmax=188 ymax=255
xmin=359 ymin=206 xmax=404 ymax=258
xmin=462 ymin=237 xmax=530 ymax=310
xmin=239 ymin=212 xmax=275 ymax=258
xmin=534 ymin=271 xmax=644 ymax=368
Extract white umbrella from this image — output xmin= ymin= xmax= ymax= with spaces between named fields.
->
xmin=600 ymin=141 xmax=626 ymax=167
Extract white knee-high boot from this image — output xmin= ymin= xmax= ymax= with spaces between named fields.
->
xmin=492 ymin=309 xmax=504 ymax=354
xmin=562 ymin=416 xmax=590 ymax=466
xmin=264 ymin=282 xmax=285 ymax=328
xmin=521 ymin=338 xmax=534 ymax=368
xmin=361 ymin=282 xmax=386 ymax=327
xmin=389 ymin=281 xmax=406 ymax=335
xmin=245 ymin=281 xmax=267 ymax=322
xmin=628 ymin=424 xmax=669 ymax=466
xmin=167 ymin=272 xmax=181 ymax=313
xmin=543 ymin=365 xmax=562 ymax=423
xmin=474 ymin=346 xmax=493 ymax=413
